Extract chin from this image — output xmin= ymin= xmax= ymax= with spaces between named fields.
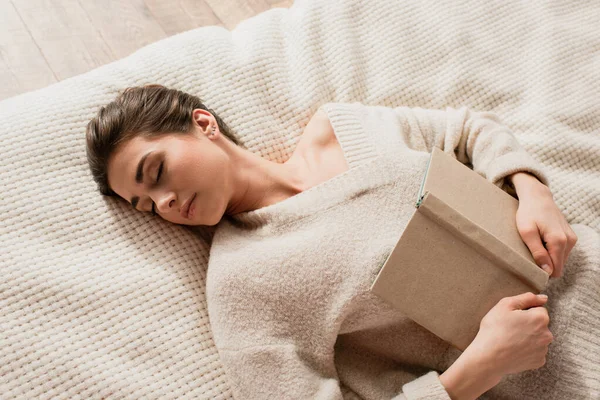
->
xmin=204 ymin=215 xmax=222 ymax=227
xmin=204 ymin=202 xmax=227 ymax=226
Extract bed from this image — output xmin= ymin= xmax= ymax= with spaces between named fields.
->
xmin=1 ymin=0 xmax=598 ymax=398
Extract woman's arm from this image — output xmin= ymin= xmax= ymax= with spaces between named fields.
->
xmin=218 ymin=343 xmax=455 ymax=400
xmin=507 ymin=171 xmax=578 ymax=278
xmin=390 ymin=106 xmax=550 ymax=192
xmin=390 ymin=106 xmax=576 ymax=275
xmin=439 ymin=350 xmax=502 ymax=400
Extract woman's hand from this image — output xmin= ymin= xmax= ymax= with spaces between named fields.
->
xmin=510 ymin=172 xmax=578 ymax=278
xmin=463 ymin=292 xmax=553 ymax=378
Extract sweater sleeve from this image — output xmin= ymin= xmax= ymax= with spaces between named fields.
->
xmin=217 ymin=344 xmax=452 ymax=400
xmin=393 ymin=371 xmax=453 ymax=400
xmin=391 ymin=106 xmax=550 ymax=195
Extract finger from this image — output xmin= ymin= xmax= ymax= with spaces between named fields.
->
xmin=565 ymin=227 xmax=578 ymax=260
xmin=558 ymin=220 xmax=571 ymax=271
xmin=561 ymin=225 xmax=578 ymax=274
xmin=519 ymin=225 xmax=554 ymax=275
xmin=509 ymin=292 xmax=548 ymax=311
xmin=543 ymin=232 xmax=567 ymax=278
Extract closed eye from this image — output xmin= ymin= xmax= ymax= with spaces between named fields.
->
xmin=151 ymin=162 xmax=164 ymax=216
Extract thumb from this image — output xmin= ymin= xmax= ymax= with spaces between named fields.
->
xmin=509 ymin=292 xmax=548 ymax=311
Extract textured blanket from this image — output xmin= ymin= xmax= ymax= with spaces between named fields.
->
xmin=1 ymin=0 xmax=598 ymax=398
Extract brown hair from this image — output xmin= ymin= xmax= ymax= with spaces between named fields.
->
xmin=85 ymin=84 xmax=240 ymax=197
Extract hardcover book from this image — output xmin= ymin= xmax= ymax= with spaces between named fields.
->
xmin=370 ymin=147 xmax=549 ymax=351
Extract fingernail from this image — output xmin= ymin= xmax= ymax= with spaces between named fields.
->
xmin=542 ymin=264 xmax=552 ymax=274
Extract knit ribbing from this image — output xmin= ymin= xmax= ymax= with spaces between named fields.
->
xmin=556 ymin=288 xmax=600 ymax=399
xmin=398 ymin=371 xmax=452 ymax=400
xmin=546 ymin=224 xmax=600 ymax=400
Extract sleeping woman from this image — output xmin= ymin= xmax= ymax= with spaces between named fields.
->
xmin=86 ymin=84 xmax=600 ymax=400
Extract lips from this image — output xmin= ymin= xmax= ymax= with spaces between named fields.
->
xmin=181 ymin=193 xmax=196 ymax=219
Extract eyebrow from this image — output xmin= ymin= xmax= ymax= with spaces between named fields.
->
xmin=130 ymin=151 xmax=153 ymax=210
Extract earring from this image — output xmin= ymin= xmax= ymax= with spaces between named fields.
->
xmin=210 ymin=125 xmax=216 ymax=136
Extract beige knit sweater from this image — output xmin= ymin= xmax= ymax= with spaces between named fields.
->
xmin=206 ymin=102 xmax=600 ymax=399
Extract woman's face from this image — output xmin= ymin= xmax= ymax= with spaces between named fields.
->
xmin=106 ymin=110 xmax=232 ymax=226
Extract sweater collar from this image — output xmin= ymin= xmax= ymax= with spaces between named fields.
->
xmin=225 ymin=103 xmax=382 ymax=228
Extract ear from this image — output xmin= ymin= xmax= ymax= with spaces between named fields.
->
xmin=192 ymin=109 xmax=214 ymax=135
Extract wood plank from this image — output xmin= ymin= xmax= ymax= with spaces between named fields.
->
xmin=0 ymin=58 xmax=23 ymax=101
xmin=0 ymin=0 xmax=56 ymax=100
xmin=266 ymin=0 xmax=294 ymax=6
xmin=0 ymin=0 xmax=285 ymax=101
xmin=179 ymin=0 xmax=225 ymax=28
xmin=11 ymin=0 xmax=115 ymax=82
xmin=204 ymin=0 xmax=271 ymax=30
xmin=78 ymin=0 xmax=167 ymax=59
xmin=144 ymin=0 xmax=207 ymax=36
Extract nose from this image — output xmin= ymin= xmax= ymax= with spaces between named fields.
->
xmin=156 ymin=193 xmax=176 ymax=214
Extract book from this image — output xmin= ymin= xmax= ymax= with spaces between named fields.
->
xmin=369 ymin=147 xmax=549 ymax=351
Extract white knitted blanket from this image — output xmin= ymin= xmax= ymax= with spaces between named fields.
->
xmin=1 ymin=0 xmax=599 ymax=398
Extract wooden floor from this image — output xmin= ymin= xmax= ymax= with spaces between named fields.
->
xmin=0 ymin=0 xmax=294 ymax=101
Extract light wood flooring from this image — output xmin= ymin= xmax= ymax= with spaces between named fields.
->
xmin=0 ymin=0 xmax=294 ymax=101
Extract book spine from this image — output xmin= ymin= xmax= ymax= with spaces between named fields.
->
xmin=416 ymin=150 xmax=434 ymax=208
xmin=417 ymin=192 xmax=548 ymax=292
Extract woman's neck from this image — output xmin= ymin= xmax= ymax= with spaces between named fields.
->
xmin=223 ymin=136 xmax=313 ymax=215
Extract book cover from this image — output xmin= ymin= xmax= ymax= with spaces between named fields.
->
xmin=370 ymin=147 xmax=549 ymax=351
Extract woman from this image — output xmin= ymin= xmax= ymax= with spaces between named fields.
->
xmin=86 ymin=85 xmax=599 ymax=400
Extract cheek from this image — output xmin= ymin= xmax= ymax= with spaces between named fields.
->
xmin=174 ymin=141 xmax=229 ymax=208
xmin=197 ymin=179 xmax=224 ymax=217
